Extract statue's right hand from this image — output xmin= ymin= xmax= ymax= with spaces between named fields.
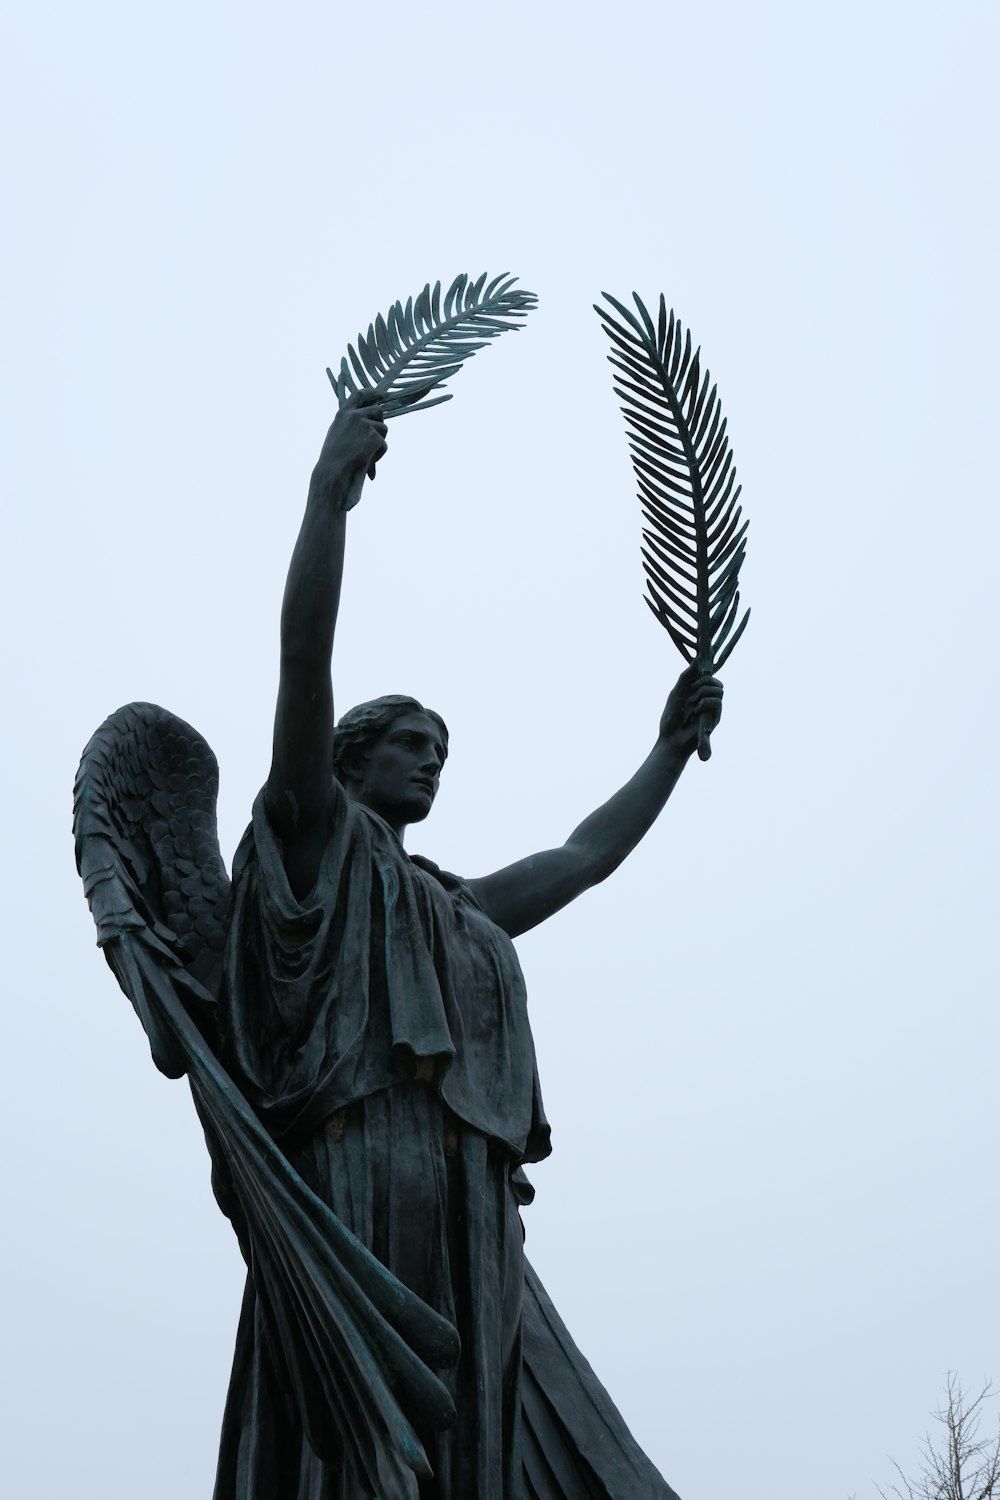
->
xmin=314 ymin=391 xmax=388 ymax=496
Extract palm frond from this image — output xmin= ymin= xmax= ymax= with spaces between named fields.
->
xmin=327 ymin=272 xmax=537 ymax=418
xmin=596 ymin=293 xmax=750 ymax=760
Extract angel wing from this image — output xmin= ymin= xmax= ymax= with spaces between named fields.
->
xmin=74 ymin=703 xmax=459 ymax=1500
xmin=74 ymin=702 xmax=229 ymax=1070
xmin=328 ymin=271 xmax=537 ymax=419
xmin=596 ymin=293 xmax=750 ymax=759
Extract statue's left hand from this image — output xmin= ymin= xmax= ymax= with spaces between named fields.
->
xmin=658 ymin=665 xmax=724 ymax=757
xmin=312 ymin=392 xmax=389 ymax=509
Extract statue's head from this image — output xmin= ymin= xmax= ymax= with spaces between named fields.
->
xmin=333 ymin=695 xmax=449 ymax=832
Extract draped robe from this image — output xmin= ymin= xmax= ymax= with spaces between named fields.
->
xmin=209 ymin=779 xmax=680 ymax=1500
xmin=213 ymin=780 xmax=549 ymax=1499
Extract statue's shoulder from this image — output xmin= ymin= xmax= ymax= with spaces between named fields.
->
xmin=408 ymin=853 xmax=489 ymax=914
xmin=407 ymin=858 xmax=467 ymax=888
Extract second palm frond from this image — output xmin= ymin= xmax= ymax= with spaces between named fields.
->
xmin=596 ymin=292 xmax=750 ymax=758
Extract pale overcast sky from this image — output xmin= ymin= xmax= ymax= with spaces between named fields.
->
xmin=2 ymin=3 xmax=997 ymax=1497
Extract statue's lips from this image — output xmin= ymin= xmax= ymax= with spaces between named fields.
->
xmin=411 ymin=777 xmax=434 ymax=794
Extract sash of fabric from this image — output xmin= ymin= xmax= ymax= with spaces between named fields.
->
xmin=97 ymin=921 xmax=459 ymax=1500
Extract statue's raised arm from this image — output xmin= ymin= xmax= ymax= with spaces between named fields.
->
xmin=265 ymin=393 xmax=387 ymax=899
xmin=469 ymin=665 xmax=723 ymax=937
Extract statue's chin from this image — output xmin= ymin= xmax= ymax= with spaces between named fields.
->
xmin=400 ymin=793 xmax=435 ymax=826
xmin=359 ymin=790 xmax=435 ymax=833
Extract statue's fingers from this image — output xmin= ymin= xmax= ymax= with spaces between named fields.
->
xmin=354 ymin=388 xmax=385 ymax=409
xmin=686 ymin=691 xmax=722 ymax=724
xmin=367 ymin=439 xmax=389 ymax=479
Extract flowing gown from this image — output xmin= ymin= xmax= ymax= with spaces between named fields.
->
xmin=213 ymin=779 xmax=550 ymax=1498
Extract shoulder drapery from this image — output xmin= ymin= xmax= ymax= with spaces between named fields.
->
xmin=218 ymin=782 xmax=550 ymax=1161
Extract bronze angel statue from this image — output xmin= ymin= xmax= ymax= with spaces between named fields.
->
xmin=75 ymin=276 xmax=738 ymax=1500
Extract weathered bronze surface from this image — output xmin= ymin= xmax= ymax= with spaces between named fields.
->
xmin=75 ymin=275 xmax=741 ymax=1500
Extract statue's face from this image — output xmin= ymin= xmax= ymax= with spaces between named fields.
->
xmin=355 ymin=712 xmax=446 ymax=831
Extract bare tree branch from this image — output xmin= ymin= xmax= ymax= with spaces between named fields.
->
xmin=869 ymin=1377 xmax=1000 ymax=1500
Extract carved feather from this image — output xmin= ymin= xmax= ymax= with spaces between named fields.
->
xmin=74 ymin=702 xmax=230 ymax=1065
xmin=595 ymin=293 xmax=750 ymax=758
xmin=327 ymin=272 xmax=537 ymax=419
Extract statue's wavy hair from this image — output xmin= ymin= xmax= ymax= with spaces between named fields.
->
xmin=332 ymin=695 xmax=449 ymax=782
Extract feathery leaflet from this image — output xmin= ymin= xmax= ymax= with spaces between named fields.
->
xmin=328 ymin=273 xmax=537 ymax=419
xmin=596 ymin=292 xmax=750 ymax=758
